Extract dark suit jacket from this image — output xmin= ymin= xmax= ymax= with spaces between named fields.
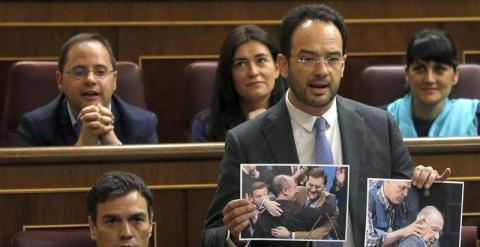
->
xmin=17 ymin=94 xmax=158 ymax=146
xmin=253 ymin=199 xmax=334 ymax=239
xmin=202 ymin=96 xmax=413 ymax=247
xmin=398 ymin=235 xmax=428 ymax=247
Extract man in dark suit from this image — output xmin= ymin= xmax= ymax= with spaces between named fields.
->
xmin=16 ymin=33 xmax=158 ymax=146
xmin=253 ymin=175 xmax=335 ymax=239
xmin=202 ymin=4 xmax=449 ymax=247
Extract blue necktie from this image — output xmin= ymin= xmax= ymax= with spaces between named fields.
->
xmin=314 ymin=117 xmax=334 ymax=164
xmin=312 ymin=118 xmax=341 ymax=247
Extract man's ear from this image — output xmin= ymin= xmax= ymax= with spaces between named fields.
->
xmin=277 ymin=54 xmax=289 ymax=79
xmin=149 ymin=221 xmax=153 ymax=238
xmin=112 ymin=70 xmax=118 ymax=91
xmin=56 ymin=70 xmax=64 ymax=92
xmin=340 ymin=54 xmax=347 ymax=77
xmin=281 ymin=186 xmax=289 ymax=196
xmin=88 ymin=216 xmax=97 ymax=240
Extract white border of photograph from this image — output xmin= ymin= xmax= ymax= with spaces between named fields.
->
xmin=364 ymin=178 xmax=464 ymax=247
xmin=239 ymin=163 xmax=350 ymax=242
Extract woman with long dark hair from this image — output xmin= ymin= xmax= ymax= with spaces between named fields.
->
xmin=191 ymin=25 xmax=286 ymax=142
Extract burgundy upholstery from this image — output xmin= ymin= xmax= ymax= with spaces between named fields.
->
xmin=461 ymin=225 xmax=478 ymax=247
xmin=10 ymin=229 xmax=95 ymax=247
xmin=356 ymin=64 xmax=480 ymax=106
xmin=181 ymin=61 xmax=217 ymax=140
xmin=0 ymin=61 xmax=146 ymax=146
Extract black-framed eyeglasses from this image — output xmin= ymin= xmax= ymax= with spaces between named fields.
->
xmin=295 ymin=55 xmax=344 ymax=70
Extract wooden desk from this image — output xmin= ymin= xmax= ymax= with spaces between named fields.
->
xmin=0 ymin=143 xmax=223 ymax=247
xmin=0 ymin=138 xmax=479 ymax=246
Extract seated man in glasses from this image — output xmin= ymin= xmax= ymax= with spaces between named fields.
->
xmin=17 ymin=33 xmax=158 ymax=146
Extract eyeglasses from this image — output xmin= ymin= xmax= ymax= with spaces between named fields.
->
xmin=295 ymin=55 xmax=344 ymax=70
xmin=65 ymin=66 xmax=115 ymax=80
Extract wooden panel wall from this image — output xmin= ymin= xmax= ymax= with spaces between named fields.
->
xmin=1 ymin=1 xmax=480 ymax=144
xmin=0 ymin=138 xmax=480 ymax=246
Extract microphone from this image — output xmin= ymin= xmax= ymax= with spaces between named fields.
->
xmin=304 ymin=212 xmax=328 ymax=247
xmin=326 ymin=213 xmax=339 ymax=240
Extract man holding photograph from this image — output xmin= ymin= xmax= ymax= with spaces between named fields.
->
xmin=202 ymin=3 xmax=449 ymax=247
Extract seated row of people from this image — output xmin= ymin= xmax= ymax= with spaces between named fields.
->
xmin=15 ymin=16 xmax=479 ymax=147
xmin=192 ymin=25 xmax=480 ymax=141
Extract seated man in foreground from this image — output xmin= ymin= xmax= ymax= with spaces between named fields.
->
xmin=87 ymin=171 xmax=154 ymax=247
xmin=17 ymin=33 xmax=158 ymax=146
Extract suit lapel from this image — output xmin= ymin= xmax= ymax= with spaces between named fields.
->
xmin=262 ymin=99 xmax=299 ymax=164
xmin=111 ymin=96 xmax=126 ymax=143
xmin=337 ymin=96 xmax=366 ymax=176
xmin=337 ymin=95 xmax=367 ymax=243
xmin=59 ymin=96 xmax=78 ymax=145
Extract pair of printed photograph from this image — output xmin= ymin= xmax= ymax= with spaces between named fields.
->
xmin=240 ymin=164 xmax=463 ymax=247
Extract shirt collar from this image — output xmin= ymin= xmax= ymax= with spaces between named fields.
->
xmin=285 ymin=89 xmax=338 ymax=133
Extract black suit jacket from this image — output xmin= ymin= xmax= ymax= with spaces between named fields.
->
xmin=17 ymin=94 xmax=158 ymax=146
xmin=253 ymin=199 xmax=335 ymax=239
xmin=202 ymin=96 xmax=413 ymax=247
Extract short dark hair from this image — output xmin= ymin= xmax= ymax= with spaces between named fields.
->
xmin=248 ymin=181 xmax=269 ymax=196
xmin=406 ymin=29 xmax=459 ymax=70
xmin=280 ymin=4 xmax=349 ymax=58
xmin=58 ymin=33 xmax=116 ymax=72
xmin=207 ymin=24 xmax=286 ymax=141
xmin=307 ymin=168 xmax=328 ymax=185
xmin=87 ymin=171 xmax=153 ymax=223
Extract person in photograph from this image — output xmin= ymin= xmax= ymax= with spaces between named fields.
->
xmin=365 ymin=180 xmax=424 ymax=247
xmin=191 ymin=24 xmax=286 ymax=142
xmin=330 ymin=166 xmax=348 ymax=239
xmin=202 ymin=3 xmax=449 ymax=247
xmin=242 ymin=181 xmax=270 ymax=238
xmin=86 ymin=171 xmax=153 ymax=247
xmin=253 ymin=175 xmax=336 ymax=239
xmin=242 ymin=165 xmax=271 ymax=195
xmin=269 ymin=168 xmax=340 ymax=240
xmin=398 ymin=206 xmax=444 ymax=247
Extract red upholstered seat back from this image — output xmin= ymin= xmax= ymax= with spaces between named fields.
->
xmin=356 ymin=64 xmax=480 ymax=106
xmin=461 ymin=225 xmax=478 ymax=247
xmin=181 ymin=61 xmax=217 ymax=140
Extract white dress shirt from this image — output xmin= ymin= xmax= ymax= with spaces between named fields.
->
xmin=285 ymin=91 xmax=354 ymax=247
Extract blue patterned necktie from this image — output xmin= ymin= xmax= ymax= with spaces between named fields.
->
xmin=314 ymin=117 xmax=334 ymax=164
xmin=311 ymin=118 xmax=341 ymax=247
